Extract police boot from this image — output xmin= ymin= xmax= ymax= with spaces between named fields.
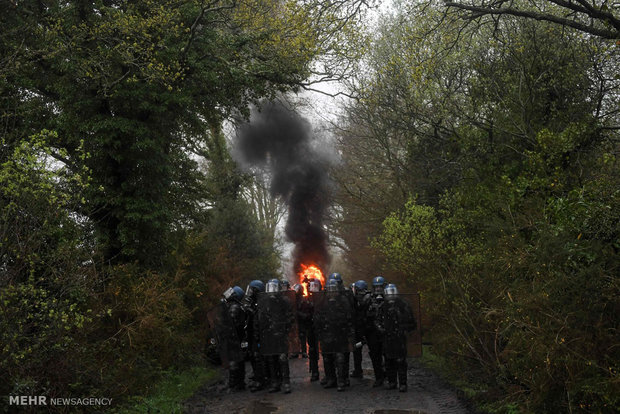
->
xmin=252 ymin=354 xmax=268 ymax=391
xmin=237 ymin=361 xmax=246 ymax=390
xmin=385 ymin=381 xmax=397 ymax=390
xmin=267 ymin=358 xmax=280 ymax=393
xmin=397 ymin=358 xmax=408 ymax=392
xmin=343 ymin=353 xmax=351 ymax=386
xmin=371 ymin=358 xmax=384 ymax=387
xmin=249 ymin=380 xmax=264 ymax=392
xmin=279 ymin=354 xmax=291 ymax=394
xmin=384 ymin=362 xmax=397 ymax=390
xmin=323 ymin=377 xmax=337 ymax=389
xmin=336 ymin=353 xmax=346 ymax=391
xmin=248 ymin=356 xmax=264 ymax=391
xmin=323 ymin=355 xmax=337 ymax=388
xmin=230 ymin=362 xmax=245 ymax=391
xmin=310 ymin=358 xmax=319 ymax=381
xmin=351 ymin=347 xmax=363 ymax=378
xmin=320 ymin=354 xmax=329 ymax=385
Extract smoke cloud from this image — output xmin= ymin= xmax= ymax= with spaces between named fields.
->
xmin=234 ymin=101 xmax=332 ymax=275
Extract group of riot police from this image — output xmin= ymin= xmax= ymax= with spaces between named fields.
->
xmin=209 ymin=273 xmax=417 ymax=395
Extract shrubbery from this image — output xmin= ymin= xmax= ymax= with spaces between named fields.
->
xmin=0 ymin=133 xmax=279 ymax=410
xmin=374 ymin=132 xmax=619 ymax=412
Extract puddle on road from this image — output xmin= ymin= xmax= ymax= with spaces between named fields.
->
xmin=372 ymin=411 xmax=427 ymax=414
xmin=249 ymin=400 xmax=278 ymax=414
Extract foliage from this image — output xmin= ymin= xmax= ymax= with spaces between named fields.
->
xmin=0 ymin=132 xmax=96 ymax=403
xmin=1 ymin=0 xmax=368 ymax=267
xmin=339 ymin=1 xmax=620 ymax=412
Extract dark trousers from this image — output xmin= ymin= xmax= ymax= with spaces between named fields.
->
xmin=322 ymin=353 xmax=336 ymax=383
xmin=266 ymin=354 xmax=290 ymax=388
xmin=228 ymin=359 xmax=245 ymax=389
xmin=323 ymin=352 xmax=348 ymax=387
xmin=249 ymin=352 xmax=267 ymax=385
xmin=352 ymin=329 xmax=364 ymax=373
xmin=385 ymin=357 xmax=407 ymax=386
xmin=366 ymin=329 xmax=384 ymax=381
xmin=307 ymin=326 xmax=319 ymax=375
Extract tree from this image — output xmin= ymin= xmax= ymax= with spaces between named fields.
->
xmin=1 ymin=0 xmax=369 ymax=268
xmin=335 ymin=1 xmax=619 ymax=411
xmin=242 ymin=170 xmax=287 ymax=247
xmin=444 ymin=0 xmax=620 ymax=39
xmin=0 ymin=131 xmax=97 ymax=398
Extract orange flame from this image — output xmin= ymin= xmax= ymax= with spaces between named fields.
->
xmin=298 ymin=264 xmax=325 ymax=296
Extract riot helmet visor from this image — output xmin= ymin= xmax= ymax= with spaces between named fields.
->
xmin=265 ymin=279 xmax=280 ymax=293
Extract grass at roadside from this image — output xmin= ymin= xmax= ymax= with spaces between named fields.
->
xmin=112 ymin=366 xmax=219 ymax=414
xmin=419 ymin=345 xmax=488 ymax=410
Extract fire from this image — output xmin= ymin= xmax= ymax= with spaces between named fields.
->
xmin=298 ymin=264 xmax=325 ymax=296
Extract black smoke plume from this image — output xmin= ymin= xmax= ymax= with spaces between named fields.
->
xmin=234 ymin=101 xmax=332 ymax=275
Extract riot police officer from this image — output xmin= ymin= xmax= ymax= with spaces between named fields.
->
xmin=257 ymin=278 xmax=294 ymax=393
xmin=376 ymin=284 xmax=416 ymax=392
xmin=291 ymin=283 xmax=310 ymax=359
xmin=328 ymin=272 xmax=354 ymax=387
xmin=351 ymin=279 xmax=370 ymax=378
xmin=306 ymin=278 xmax=322 ymax=381
xmin=315 ymin=278 xmax=355 ymax=391
xmin=241 ymin=280 xmax=267 ymax=392
xmin=364 ymin=275 xmax=387 ymax=387
xmin=221 ymin=286 xmax=247 ymax=391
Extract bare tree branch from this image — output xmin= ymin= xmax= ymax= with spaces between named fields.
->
xmin=444 ymin=1 xmax=620 ymax=39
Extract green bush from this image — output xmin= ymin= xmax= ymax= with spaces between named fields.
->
xmin=375 ymin=163 xmax=619 ymax=412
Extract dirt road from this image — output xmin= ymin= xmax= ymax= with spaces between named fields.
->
xmin=183 ymin=355 xmax=474 ymax=414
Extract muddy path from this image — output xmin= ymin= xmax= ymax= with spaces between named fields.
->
xmin=183 ymin=355 xmax=474 ymax=414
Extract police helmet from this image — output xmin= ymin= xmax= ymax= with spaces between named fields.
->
xmin=328 ymin=272 xmax=343 ymax=286
xmin=292 ymin=283 xmax=303 ymax=295
xmin=222 ymin=287 xmax=235 ymax=301
xmin=233 ymin=286 xmax=245 ymax=301
xmin=265 ymin=278 xmax=280 ymax=293
xmin=280 ymin=279 xmax=291 ymax=291
xmin=384 ymin=283 xmax=398 ymax=296
xmin=223 ymin=286 xmax=244 ymax=302
xmin=353 ymin=280 xmax=368 ymax=295
xmin=326 ymin=278 xmax=339 ymax=293
xmin=308 ymin=278 xmax=322 ymax=293
xmin=372 ymin=276 xmax=386 ymax=294
xmin=250 ymin=279 xmax=265 ymax=292
xmin=245 ymin=280 xmax=265 ymax=298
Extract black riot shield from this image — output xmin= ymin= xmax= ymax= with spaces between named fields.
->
xmin=380 ymin=293 xmax=422 ymax=358
xmin=256 ymin=290 xmax=299 ymax=356
xmin=313 ymin=291 xmax=355 ymax=353
xmin=206 ymin=301 xmax=243 ymax=368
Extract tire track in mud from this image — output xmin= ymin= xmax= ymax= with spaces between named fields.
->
xmin=184 ymin=357 xmax=474 ymax=414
